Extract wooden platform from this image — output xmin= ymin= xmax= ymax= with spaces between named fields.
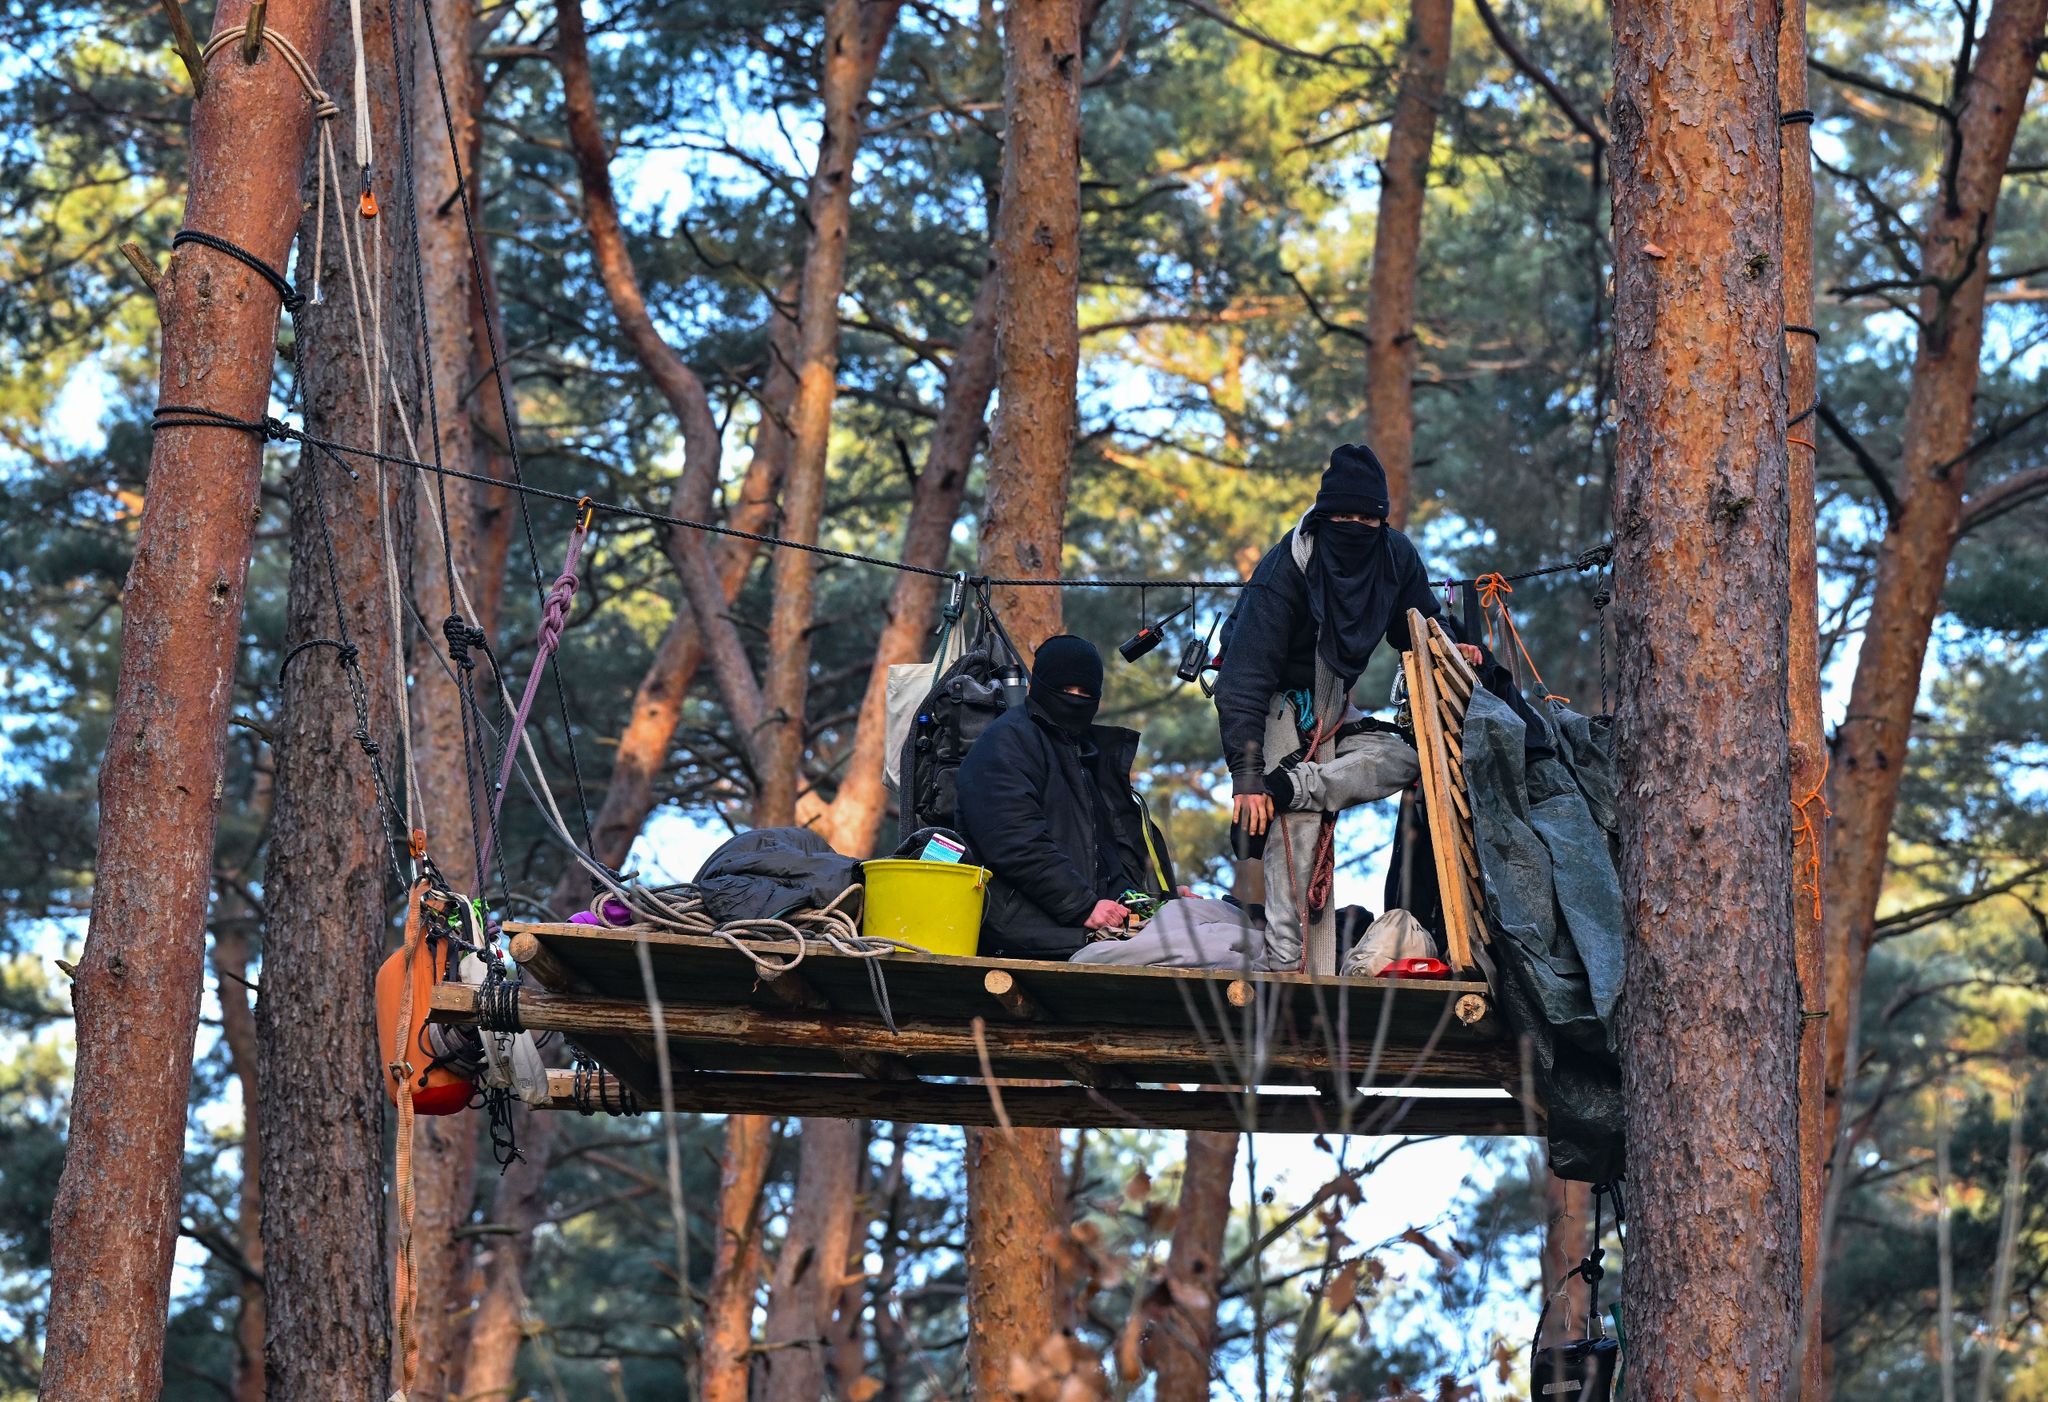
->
xmin=428 ymin=921 xmax=1537 ymax=1137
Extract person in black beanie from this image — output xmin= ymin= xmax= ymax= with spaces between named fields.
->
xmin=956 ymin=635 xmax=1180 ymax=958
xmin=1211 ymin=442 xmax=1483 ymax=972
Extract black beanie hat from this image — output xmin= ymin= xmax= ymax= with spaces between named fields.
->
xmin=1315 ymin=442 xmax=1391 ymax=520
xmin=1031 ymin=634 xmax=1104 ymax=697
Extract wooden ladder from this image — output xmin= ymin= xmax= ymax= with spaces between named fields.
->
xmin=1400 ymin=609 xmax=1493 ymax=978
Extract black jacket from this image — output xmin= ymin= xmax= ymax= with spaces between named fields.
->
xmin=1214 ymin=523 xmax=1450 ymax=795
xmin=956 ymin=700 xmax=1175 ymax=959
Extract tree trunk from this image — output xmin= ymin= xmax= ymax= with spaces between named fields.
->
xmin=966 ymin=1127 xmax=1067 ymax=1394
xmin=403 ymin=0 xmax=512 ymax=1392
xmin=1362 ymin=0 xmax=1453 ymax=529
xmin=1537 ymin=1173 xmax=1591 ymax=1347
xmin=256 ymin=3 xmax=418 ymax=1395
xmin=980 ymin=0 xmax=1084 ymax=654
xmin=754 ymin=0 xmax=903 ymax=826
xmin=760 ymin=1120 xmax=867 ymax=1402
xmin=819 ymin=273 xmax=1001 ymax=854
xmin=1777 ymin=3 xmax=1828 ymax=1394
xmin=1151 ymin=1131 xmax=1238 ymax=1401
xmin=1820 ymin=0 xmax=2047 ymax=1148
xmin=702 ymin=1115 xmax=779 ymax=1402
xmin=214 ymin=928 xmax=267 ymax=1402
xmin=40 ymin=3 xmax=334 ymax=1394
xmin=1608 ymin=0 xmax=1800 ymax=1388
xmin=456 ymin=1107 xmax=554 ymax=1401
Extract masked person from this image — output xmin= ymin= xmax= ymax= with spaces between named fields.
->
xmin=1212 ymin=443 xmax=1482 ymax=972
xmin=954 ymin=635 xmax=1183 ymax=960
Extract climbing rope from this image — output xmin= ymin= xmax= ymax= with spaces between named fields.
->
xmin=1474 ymin=572 xmax=1568 ymax=704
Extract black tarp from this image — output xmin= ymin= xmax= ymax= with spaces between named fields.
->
xmin=1462 ymin=689 xmax=1626 ymax=1183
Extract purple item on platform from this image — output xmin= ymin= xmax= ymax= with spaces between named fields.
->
xmin=600 ymin=897 xmax=632 ymax=926
xmin=569 ymin=911 xmax=601 ymax=925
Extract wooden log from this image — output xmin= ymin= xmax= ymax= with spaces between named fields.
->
xmin=760 ymin=970 xmax=916 ymax=1081
xmin=1455 ymin=994 xmax=1490 ymax=1026
xmin=983 ymin=968 xmax=1045 ymax=1020
xmin=1226 ymin=979 xmax=1254 ymax=1009
xmin=537 ymin=1068 xmax=1534 ymax=1135
xmin=543 ymin=1067 xmax=640 ymax=1114
xmin=429 ymin=984 xmax=1516 ymax=1090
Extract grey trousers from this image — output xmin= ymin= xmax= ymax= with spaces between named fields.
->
xmin=1260 ymin=693 xmax=1420 ymax=973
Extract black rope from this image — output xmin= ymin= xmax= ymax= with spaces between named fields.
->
xmin=1779 ymin=108 xmax=1815 ymax=126
xmin=475 ymin=975 xmax=521 ymax=1033
xmin=1784 ymin=323 xmax=1821 ymax=341
xmin=173 ymin=229 xmax=305 ymax=313
xmin=151 ymin=405 xmax=1621 ymax=595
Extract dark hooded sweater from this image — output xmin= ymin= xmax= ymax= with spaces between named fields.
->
xmin=1213 ymin=523 xmax=1455 ymax=796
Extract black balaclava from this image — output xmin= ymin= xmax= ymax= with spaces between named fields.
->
xmin=1029 ymin=634 xmax=1104 ymax=738
xmin=1305 ymin=443 xmax=1400 ymax=685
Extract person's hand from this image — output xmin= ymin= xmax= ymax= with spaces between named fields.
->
xmin=1177 ymin=885 xmax=1197 ymax=898
xmin=1233 ymin=792 xmax=1275 ymax=836
xmin=1459 ymin=643 xmax=1483 ymax=666
xmin=1085 ymin=899 xmax=1133 ymax=930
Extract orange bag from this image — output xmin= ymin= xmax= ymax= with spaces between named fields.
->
xmin=377 ymin=886 xmax=473 ymax=1116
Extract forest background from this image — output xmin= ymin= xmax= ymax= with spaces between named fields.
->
xmin=2 ymin=0 xmax=2047 ymax=1396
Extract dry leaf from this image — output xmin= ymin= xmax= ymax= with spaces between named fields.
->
xmin=1400 ymin=1226 xmax=1463 ymax=1274
xmin=1124 ymin=1167 xmax=1153 ymax=1203
xmin=1115 ymin=1305 xmax=1146 ymax=1380
xmin=1325 ymin=1258 xmax=1361 ymax=1315
xmin=846 ymin=1379 xmax=884 ymax=1402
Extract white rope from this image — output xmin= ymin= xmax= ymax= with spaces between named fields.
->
xmin=347 ymin=0 xmax=374 ymax=173
xmin=201 ymin=26 xmax=339 ymax=305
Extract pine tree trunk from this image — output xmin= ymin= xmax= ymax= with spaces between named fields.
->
xmin=403 ymin=0 xmax=512 ymax=1391
xmin=1538 ymin=1174 xmax=1592 ymax=1347
xmin=1362 ymin=0 xmax=1452 ymax=529
xmin=760 ymin=1120 xmax=867 ymax=1402
xmin=256 ymin=3 xmax=418 ymax=1395
xmin=213 ymin=928 xmax=267 ymax=1402
xmin=702 ymin=1115 xmax=779 ymax=1402
xmin=980 ymin=0 xmax=1083 ymax=653
xmin=456 ymin=1107 xmax=553 ymax=1401
xmin=1777 ymin=4 xmax=1828 ymax=1393
xmin=754 ymin=0 xmax=903 ymax=826
xmin=1820 ymin=0 xmax=2047 ymax=1149
xmin=1151 ymin=1131 xmax=1238 ymax=1401
xmin=40 ymin=4 xmax=334 ymax=1394
xmin=1608 ymin=0 xmax=1800 ymax=1387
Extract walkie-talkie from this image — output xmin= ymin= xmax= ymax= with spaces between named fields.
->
xmin=1119 ymin=602 xmax=1192 ymax=663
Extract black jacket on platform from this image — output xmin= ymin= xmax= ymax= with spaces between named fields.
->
xmin=1213 ymin=524 xmax=1451 ymax=795
xmin=956 ymin=700 xmax=1175 ymax=960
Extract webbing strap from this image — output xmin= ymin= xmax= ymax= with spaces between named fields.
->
xmin=389 ymin=880 xmax=428 ymax=1396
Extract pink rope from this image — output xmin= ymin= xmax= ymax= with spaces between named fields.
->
xmin=475 ymin=511 xmax=590 ymax=883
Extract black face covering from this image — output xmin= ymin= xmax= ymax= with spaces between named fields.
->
xmin=1305 ymin=516 xmax=1400 ymax=684
xmin=1032 ymin=683 xmax=1101 ymax=737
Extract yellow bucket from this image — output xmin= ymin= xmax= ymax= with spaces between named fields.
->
xmin=861 ymin=858 xmax=992 ymax=957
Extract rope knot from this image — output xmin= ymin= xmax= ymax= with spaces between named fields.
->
xmin=537 ymin=569 xmax=579 ymax=652
xmin=1575 ymin=543 xmax=1613 ymax=571
xmin=442 ymin=615 xmax=486 ymax=670
xmin=314 ymin=98 xmax=340 ymax=121
xmin=261 ymin=415 xmax=291 ymax=441
xmin=353 ymin=728 xmax=381 ymax=757
xmin=1474 ymin=571 xmax=1512 ymax=611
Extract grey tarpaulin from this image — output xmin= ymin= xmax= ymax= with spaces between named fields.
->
xmin=1462 ymin=689 xmax=1626 ymax=1183
xmin=695 ymin=827 xmax=861 ymax=924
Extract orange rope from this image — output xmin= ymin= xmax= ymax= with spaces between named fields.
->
xmin=389 ymin=879 xmax=428 ymax=1398
xmin=1791 ymin=751 xmax=1831 ymax=923
xmin=1473 ymin=572 xmax=1568 ymax=704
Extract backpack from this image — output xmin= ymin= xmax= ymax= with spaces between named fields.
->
xmin=897 ymin=611 xmax=1028 ymax=836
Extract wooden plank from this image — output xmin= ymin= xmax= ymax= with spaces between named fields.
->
xmin=539 ymin=1069 xmax=1535 ymax=1135
xmin=1405 ymin=631 xmax=1476 ymax=973
xmin=507 ymin=931 xmax=664 ymax=1100
xmin=430 ymin=984 xmax=1518 ymax=1090
xmin=504 ymin=922 xmax=1490 ymax=1050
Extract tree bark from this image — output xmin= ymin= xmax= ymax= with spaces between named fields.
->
xmin=1820 ymin=0 xmax=2047 ymax=1150
xmin=214 ymin=929 xmax=267 ymax=1402
xmin=1362 ymin=0 xmax=1453 ymax=529
xmin=701 ymin=1115 xmax=778 ymax=1402
xmin=1777 ymin=4 xmax=1828 ymax=1394
xmin=760 ymin=1120 xmax=867 ymax=1402
xmin=1608 ymin=0 xmax=1800 ymax=1388
xmin=403 ymin=0 xmax=512 ymax=1392
xmin=754 ymin=0 xmax=903 ymax=826
xmin=456 ymin=1107 xmax=553 ymax=1402
xmin=980 ymin=0 xmax=1084 ymax=655
xmin=40 ymin=2 xmax=334 ymax=1394
xmin=256 ymin=3 xmax=418 ymax=1396
xmin=965 ymin=6 xmax=1085 ymax=1393
xmin=1538 ymin=1174 xmax=1593 ymax=1347
xmin=1150 ymin=1131 xmax=1238 ymax=1401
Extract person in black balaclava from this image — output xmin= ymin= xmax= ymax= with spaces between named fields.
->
xmin=956 ymin=635 xmax=1181 ymax=959
xmin=1210 ymin=443 xmax=1485 ymax=972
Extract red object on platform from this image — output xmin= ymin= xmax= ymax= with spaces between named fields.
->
xmin=1378 ymin=957 xmax=1451 ymax=979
